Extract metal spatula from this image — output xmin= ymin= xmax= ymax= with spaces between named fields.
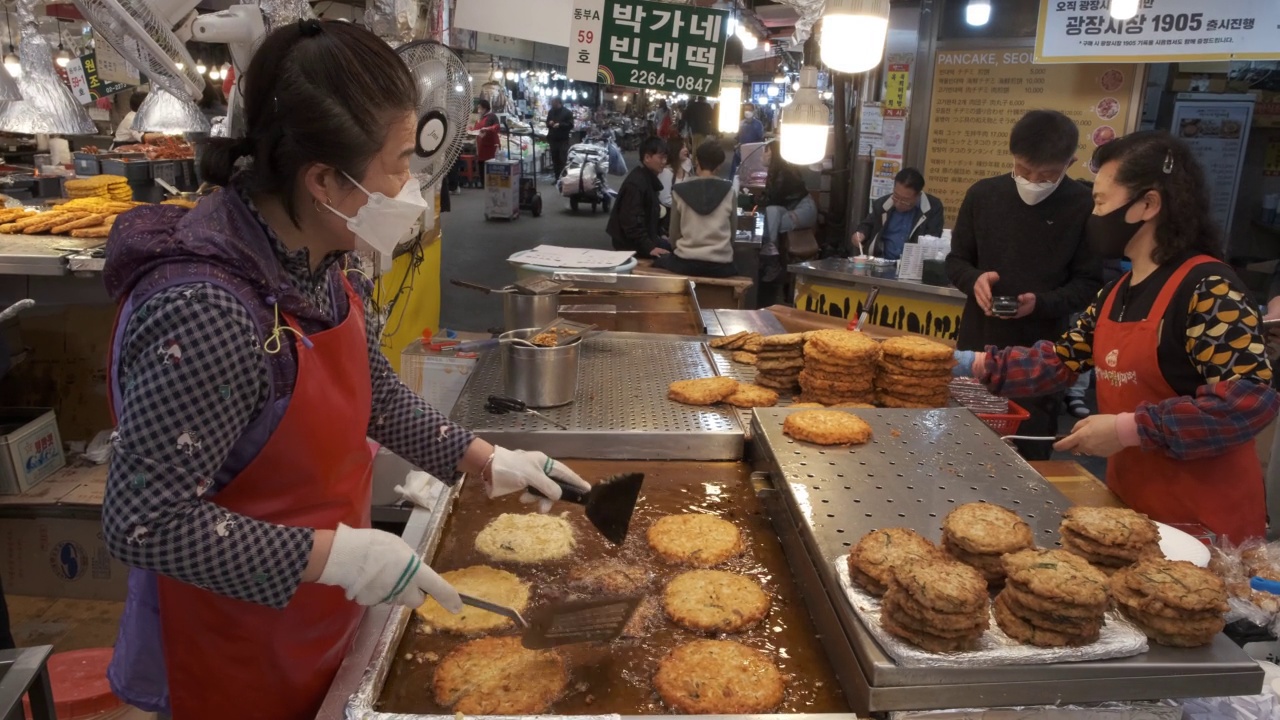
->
xmin=528 ymin=472 xmax=644 ymax=546
xmin=460 ymin=593 xmax=643 ymax=649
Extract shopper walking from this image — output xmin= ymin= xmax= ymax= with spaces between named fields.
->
xmin=101 ymin=21 xmax=589 ymax=720
xmin=546 ymin=97 xmax=574 ymax=181
xmin=957 ymin=131 xmax=1277 ymax=543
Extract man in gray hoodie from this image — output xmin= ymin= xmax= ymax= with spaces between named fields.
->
xmin=654 ymin=141 xmax=738 ymax=278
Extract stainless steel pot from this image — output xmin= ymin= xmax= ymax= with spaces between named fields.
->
xmin=502 ymin=292 xmax=559 ymax=331
xmin=500 ymin=328 xmax=580 ymax=408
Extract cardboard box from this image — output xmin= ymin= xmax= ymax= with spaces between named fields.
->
xmin=1 ymin=514 xmax=129 ymax=600
xmin=0 ymin=408 xmax=65 ymax=495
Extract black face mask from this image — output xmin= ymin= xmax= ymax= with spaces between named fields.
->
xmin=1087 ymin=192 xmax=1148 ymax=260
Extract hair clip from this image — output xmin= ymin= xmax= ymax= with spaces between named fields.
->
xmin=1163 ymin=150 xmax=1174 ymax=174
xmin=298 ymin=18 xmax=323 ymax=37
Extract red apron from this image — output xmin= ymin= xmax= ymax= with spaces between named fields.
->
xmin=156 ymin=276 xmax=372 ymax=719
xmin=1094 ymin=255 xmax=1265 ymax=543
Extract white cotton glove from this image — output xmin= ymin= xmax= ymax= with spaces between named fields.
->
xmin=316 ymin=523 xmax=462 ymax=611
xmin=394 ymin=470 xmax=441 ymax=508
xmin=487 ymin=446 xmax=591 ymax=513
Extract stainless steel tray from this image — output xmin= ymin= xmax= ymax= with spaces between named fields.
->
xmin=751 ymin=407 xmax=1261 ymax=714
xmin=450 ymin=332 xmax=743 ymax=460
xmin=551 ymin=272 xmax=706 ymax=336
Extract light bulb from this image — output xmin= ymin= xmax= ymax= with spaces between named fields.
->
xmin=821 ymin=0 xmax=889 ymax=73
xmin=195 ymin=62 xmax=207 ymax=75
xmin=773 ymin=74 xmax=785 ymax=84
xmin=718 ymin=65 xmax=743 ymax=133
xmin=737 ymin=28 xmax=758 ymax=50
xmin=455 ymin=84 xmax=464 ymax=92
xmin=766 ymin=85 xmax=779 ymax=98
xmin=55 ymin=49 xmax=71 ymax=68
xmin=780 ymin=66 xmax=828 ymax=165
xmin=4 ymin=54 xmax=20 ymax=79
xmin=176 ymin=61 xmax=184 ymax=71
xmin=209 ymin=68 xmax=220 ymax=81
xmin=966 ymin=0 xmax=991 ymax=26
xmin=506 ymin=71 xmax=516 ymax=80
xmin=793 ymin=81 xmax=800 ymax=91
xmin=1110 ymin=0 xmax=1138 ymax=20
xmin=726 ymin=15 xmax=737 ymax=37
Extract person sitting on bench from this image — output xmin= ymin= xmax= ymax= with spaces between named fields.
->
xmin=654 ymin=140 xmax=738 ymax=279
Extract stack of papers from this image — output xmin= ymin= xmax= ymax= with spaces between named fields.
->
xmin=508 ymin=245 xmax=636 ymax=270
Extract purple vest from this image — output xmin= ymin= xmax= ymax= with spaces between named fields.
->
xmin=105 ymin=190 xmax=351 ymax=712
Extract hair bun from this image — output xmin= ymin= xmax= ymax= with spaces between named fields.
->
xmin=298 ymin=18 xmax=323 ymax=36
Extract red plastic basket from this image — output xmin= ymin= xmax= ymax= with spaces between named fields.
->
xmin=974 ymin=400 xmax=1031 ymax=436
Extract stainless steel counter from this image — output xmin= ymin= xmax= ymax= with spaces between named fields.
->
xmin=752 ymin=407 xmax=1262 ymax=713
xmin=791 ymin=258 xmax=967 ymax=300
xmin=0 ymin=235 xmax=99 ymax=276
xmin=449 ymin=331 xmax=743 ymax=460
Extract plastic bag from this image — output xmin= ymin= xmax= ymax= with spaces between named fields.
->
xmin=608 ymin=142 xmax=627 ymax=176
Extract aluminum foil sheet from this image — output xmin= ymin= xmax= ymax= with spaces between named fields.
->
xmin=132 ymin=87 xmax=211 ymax=134
xmin=365 ymin=0 xmax=422 ymax=46
xmin=889 ymin=699 xmax=1183 ymax=720
xmin=772 ymin=0 xmax=822 ymax=44
xmin=256 ymin=0 xmax=315 ymax=33
xmin=0 ymin=0 xmax=94 ymax=135
xmin=833 ymin=558 xmax=1149 ymax=668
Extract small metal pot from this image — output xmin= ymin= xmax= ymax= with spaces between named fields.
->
xmin=503 ymin=292 xmax=559 ymax=332
xmin=500 ymin=328 xmax=580 ymax=408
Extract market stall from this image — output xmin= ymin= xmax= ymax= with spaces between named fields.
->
xmin=791 ymin=258 xmax=967 ymax=341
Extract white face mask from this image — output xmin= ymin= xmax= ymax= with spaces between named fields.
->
xmin=325 ymin=173 xmax=428 ymax=255
xmin=1012 ymin=171 xmax=1064 ymax=206
xmin=744 ymin=111 xmax=754 ymax=119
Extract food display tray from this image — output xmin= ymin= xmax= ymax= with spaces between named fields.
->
xmin=450 ymin=332 xmax=743 ymax=461
xmin=750 ymin=407 xmax=1262 ymax=714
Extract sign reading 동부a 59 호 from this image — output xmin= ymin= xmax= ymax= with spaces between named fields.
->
xmin=568 ymin=0 xmax=728 ymax=95
xmin=1035 ymin=0 xmax=1280 ymax=64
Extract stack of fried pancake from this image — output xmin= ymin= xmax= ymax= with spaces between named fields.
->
xmin=1059 ymin=507 xmax=1162 ymax=574
xmin=994 ymin=549 xmax=1109 ymax=647
xmin=799 ymin=329 xmax=879 ymax=405
xmin=754 ymin=333 xmax=808 ymax=394
xmin=1110 ymin=558 xmax=1228 ymax=647
xmin=709 ymin=330 xmax=766 ymax=365
xmin=942 ymin=503 xmax=1034 ymax=587
xmin=847 ymin=528 xmax=941 ymax=596
xmin=875 ymin=336 xmax=956 ymax=409
xmin=880 ymin=560 xmax=990 ymax=652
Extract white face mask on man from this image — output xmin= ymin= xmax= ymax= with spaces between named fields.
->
xmin=325 ymin=173 xmax=428 ymax=255
xmin=1012 ymin=172 xmax=1064 ymax=206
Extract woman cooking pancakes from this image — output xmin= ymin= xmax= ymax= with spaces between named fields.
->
xmin=101 ymin=21 xmax=589 ymax=720
xmin=956 ymin=131 xmax=1277 ymax=543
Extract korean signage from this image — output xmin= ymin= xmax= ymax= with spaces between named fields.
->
xmin=568 ymin=0 xmax=728 ymax=95
xmin=93 ymin=34 xmax=140 ymax=86
xmin=883 ymin=63 xmax=909 ymax=116
xmin=1035 ymin=0 xmax=1280 ymax=64
xmin=61 ymin=53 xmax=132 ymax=105
xmin=1170 ymin=99 xmax=1253 ymax=237
xmin=923 ymin=48 xmax=1138 ymax=227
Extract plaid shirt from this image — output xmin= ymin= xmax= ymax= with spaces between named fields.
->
xmin=981 ymin=275 xmax=1278 ymax=460
xmin=104 ymin=197 xmax=474 ymax=608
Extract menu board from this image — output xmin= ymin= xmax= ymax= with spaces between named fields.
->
xmin=1170 ymin=99 xmax=1254 ymax=238
xmin=923 ymin=48 xmax=1138 ymax=227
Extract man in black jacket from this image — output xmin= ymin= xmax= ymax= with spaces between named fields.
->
xmin=944 ymin=109 xmax=1101 ymax=459
xmin=546 ymin=97 xmax=574 ymax=181
xmin=853 ymin=167 xmax=945 ymax=259
xmin=608 ymin=136 xmax=669 ymax=258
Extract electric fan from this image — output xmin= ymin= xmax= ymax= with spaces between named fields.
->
xmin=396 ymin=40 xmax=472 ymax=189
xmin=70 ymin=0 xmax=204 ymax=101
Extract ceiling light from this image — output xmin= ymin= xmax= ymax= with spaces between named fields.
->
xmin=3 ymin=52 xmax=20 ymax=79
xmin=766 ymin=85 xmax=778 ymax=98
xmin=55 ymin=48 xmax=71 ymax=68
xmin=821 ymin=0 xmax=889 ymax=73
xmin=195 ymin=61 xmax=206 ymax=75
xmin=780 ymin=66 xmax=827 ymax=165
xmin=176 ymin=61 xmax=185 ymax=71
xmin=1109 ymin=0 xmax=1138 ymax=20
xmin=208 ymin=68 xmax=220 ymax=80
xmin=505 ymin=70 xmax=516 ymax=80
xmin=718 ymin=64 xmax=743 ymax=133
xmin=737 ymin=27 xmax=758 ymax=50
xmin=773 ymin=74 xmax=785 ymax=84
xmin=966 ymin=0 xmax=992 ymax=26
xmin=131 ymin=86 xmax=211 ymax=134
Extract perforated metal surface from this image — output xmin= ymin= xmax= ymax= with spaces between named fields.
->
xmin=709 ymin=348 xmax=800 ymax=439
xmin=752 ymin=407 xmax=1262 ymax=710
xmin=755 ymin=408 xmax=1065 ymax=551
xmin=450 ymin=333 xmax=743 ymax=459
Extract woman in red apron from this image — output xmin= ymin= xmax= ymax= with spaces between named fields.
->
xmin=955 ymin=130 xmax=1277 ymax=544
xmin=100 ymin=21 xmax=589 ymax=720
